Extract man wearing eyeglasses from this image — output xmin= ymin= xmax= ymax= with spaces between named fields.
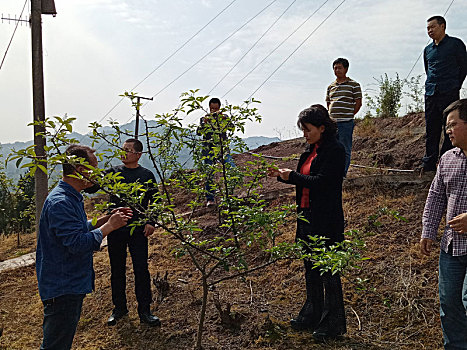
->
xmin=105 ymin=139 xmax=161 ymax=327
xmin=421 ymin=99 xmax=467 ymax=348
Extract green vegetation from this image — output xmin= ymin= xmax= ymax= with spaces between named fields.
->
xmin=0 ymin=159 xmax=35 ymax=245
xmin=364 ymin=73 xmax=425 ymax=118
xmin=9 ymin=91 xmax=368 ymax=349
xmin=365 ymin=73 xmax=404 ymax=118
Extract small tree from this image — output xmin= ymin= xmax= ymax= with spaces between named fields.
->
xmin=9 ymin=92 xmax=368 ymax=349
xmin=404 ymin=75 xmax=424 ymax=114
xmin=365 ymin=73 xmax=403 ymax=118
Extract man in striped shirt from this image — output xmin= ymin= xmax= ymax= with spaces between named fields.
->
xmin=326 ymin=58 xmax=362 ymax=175
xmin=421 ymin=99 xmax=467 ymax=349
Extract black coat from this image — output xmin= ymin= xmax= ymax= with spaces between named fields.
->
xmin=280 ymin=137 xmax=345 ymax=244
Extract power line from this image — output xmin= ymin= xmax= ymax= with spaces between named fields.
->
xmin=0 ymin=0 xmax=28 ymax=71
xmin=404 ymin=0 xmax=456 ymax=81
xmin=246 ymin=0 xmax=346 ymax=101
xmin=180 ymin=0 xmax=296 ymax=126
xmin=142 ymin=0 xmax=278 ymax=109
xmin=221 ymin=0 xmax=331 ymax=98
xmin=90 ymin=0 xmax=238 ymax=129
xmin=207 ymin=0 xmax=297 ymax=95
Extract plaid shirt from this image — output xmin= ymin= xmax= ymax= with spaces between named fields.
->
xmin=422 ymin=148 xmax=467 ymax=256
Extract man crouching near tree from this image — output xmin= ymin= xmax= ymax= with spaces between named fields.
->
xmin=36 ymin=144 xmax=132 ymax=350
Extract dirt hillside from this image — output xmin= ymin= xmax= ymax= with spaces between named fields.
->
xmin=0 ymin=113 xmax=445 ymax=350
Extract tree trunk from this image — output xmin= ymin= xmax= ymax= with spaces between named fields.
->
xmin=195 ymin=275 xmax=209 ymax=350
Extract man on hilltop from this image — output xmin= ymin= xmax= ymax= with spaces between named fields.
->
xmin=36 ymin=144 xmax=132 ymax=350
xmin=326 ymin=57 xmax=362 ymax=176
xmin=420 ymin=99 xmax=467 ymax=348
xmin=421 ymin=15 xmax=466 ymax=173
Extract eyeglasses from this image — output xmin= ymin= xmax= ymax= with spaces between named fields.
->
xmin=446 ymin=121 xmax=467 ymax=131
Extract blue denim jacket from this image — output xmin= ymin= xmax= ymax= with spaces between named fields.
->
xmin=36 ymin=180 xmax=103 ymax=300
xmin=424 ymin=34 xmax=467 ymax=96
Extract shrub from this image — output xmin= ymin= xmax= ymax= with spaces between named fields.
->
xmin=365 ymin=73 xmax=404 ymax=118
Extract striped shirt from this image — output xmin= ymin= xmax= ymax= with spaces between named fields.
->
xmin=326 ymin=78 xmax=362 ymax=121
xmin=422 ymin=148 xmax=467 ymax=256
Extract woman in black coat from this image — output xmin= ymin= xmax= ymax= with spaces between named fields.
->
xmin=268 ymin=105 xmax=346 ymax=340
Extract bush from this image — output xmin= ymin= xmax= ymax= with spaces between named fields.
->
xmin=365 ymin=73 xmax=404 ymax=118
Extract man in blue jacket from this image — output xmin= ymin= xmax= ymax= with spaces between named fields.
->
xmin=36 ymin=144 xmax=132 ymax=350
xmin=421 ymin=15 xmax=467 ymax=172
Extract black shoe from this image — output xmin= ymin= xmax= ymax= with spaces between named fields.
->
xmin=312 ymin=327 xmax=345 ymax=341
xmin=107 ymin=309 xmax=128 ymax=326
xmin=290 ymin=315 xmax=317 ymax=331
xmin=290 ymin=301 xmax=319 ymax=331
xmin=139 ymin=312 xmax=161 ymax=327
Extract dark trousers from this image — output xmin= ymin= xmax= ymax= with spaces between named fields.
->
xmin=296 ymin=212 xmax=346 ymax=333
xmin=423 ymin=90 xmax=459 ymax=170
xmin=303 ymin=260 xmax=347 ymax=333
xmin=40 ymin=294 xmax=85 ymax=350
xmin=203 ymin=151 xmax=235 ymax=202
xmin=107 ymin=227 xmax=152 ymax=315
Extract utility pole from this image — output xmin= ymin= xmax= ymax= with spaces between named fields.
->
xmin=30 ymin=0 xmax=56 ymax=236
xmin=132 ymin=95 xmax=153 ymax=139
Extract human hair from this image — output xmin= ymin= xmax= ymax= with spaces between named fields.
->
xmin=443 ymin=99 xmax=467 ymax=122
xmin=333 ymin=58 xmax=349 ymax=69
xmin=124 ymin=138 xmax=143 ymax=152
xmin=427 ymin=15 xmax=446 ymax=27
xmin=297 ymin=104 xmax=337 ymax=140
xmin=209 ymin=97 xmax=221 ymax=107
xmin=63 ymin=144 xmax=96 ymax=175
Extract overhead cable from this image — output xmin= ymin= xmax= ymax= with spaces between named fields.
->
xmin=143 ymin=0 xmax=278 ymax=108
xmin=404 ymin=0 xmax=456 ymax=81
xmin=221 ymin=0 xmax=332 ymax=98
xmin=0 ymin=0 xmax=28 ymax=71
xmin=208 ymin=0 xmax=297 ymax=95
xmin=92 ymin=0 xmax=238 ymax=127
xmin=246 ymin=0 xmax=346 ymax=101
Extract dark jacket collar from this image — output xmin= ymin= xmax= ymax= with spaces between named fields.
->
xmin=305 ymin=137 xmax=339 ymax=153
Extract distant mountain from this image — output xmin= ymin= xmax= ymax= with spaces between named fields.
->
xmin=0 ymin=120 xmax=280 ymax=182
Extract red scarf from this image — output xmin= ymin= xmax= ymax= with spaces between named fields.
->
xmin=299 ymin=145 xmax=319 ymax=208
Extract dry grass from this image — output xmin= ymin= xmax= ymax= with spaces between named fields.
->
xmin=0 ymin=183 xmax=444 ymax=350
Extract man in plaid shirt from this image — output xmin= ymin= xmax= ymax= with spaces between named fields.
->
xmin=421 ymin=98 xmax=467 ymax=349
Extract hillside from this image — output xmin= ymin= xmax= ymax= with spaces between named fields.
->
xmin=0 ymin=119 xmax=280 ymax=181
xmin=0 ymin=112 xmax=445 ymax=349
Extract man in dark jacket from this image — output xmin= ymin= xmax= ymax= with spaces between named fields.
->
xmin=105 ymin=139 xmax=161 ymax=327
xmin=197 ymin=98 xmax=235 ymax=207
xmin=422 ymin=15 xmax=467 ymax=172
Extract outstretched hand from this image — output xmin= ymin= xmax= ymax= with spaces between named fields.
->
xmin=448 ymin=213 xmax=467 ymax=234
xmin=267 ymin=167 xmax=292 ymax=181
xmin=108 ymin=207 xmax=133 ymax=231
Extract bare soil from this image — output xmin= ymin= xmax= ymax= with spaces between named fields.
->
xmin=0 ymin=113 xmax=445 ymax=349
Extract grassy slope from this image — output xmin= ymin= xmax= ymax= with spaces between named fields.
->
xmin=0 ymin=114 xmax=444 ymax=349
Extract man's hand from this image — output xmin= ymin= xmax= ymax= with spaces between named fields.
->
xmin=448 ymin=213 xmax=467 ymax=233
xmin=267 ymin=167 xmax=292 ymax=181
xmin=107 ymin=209 xmax=132 ymax=230
xmin=420 ymin=238 xmax=434 ymax=256
xmin=111 ymin=207 xmax=133 ymax=217
xmin=100 ymin=208 xmax=133 ymax=237
xmin=143 ymin=224 xmax=155 ymax=237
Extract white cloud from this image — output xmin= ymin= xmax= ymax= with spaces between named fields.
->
xmin=1 ymin=0 xmax=466 ymax=143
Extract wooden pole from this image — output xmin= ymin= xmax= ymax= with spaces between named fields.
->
xmin=31 ymin=0 xmax=48 ymax=237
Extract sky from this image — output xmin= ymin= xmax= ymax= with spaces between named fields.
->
xmin=0 ymin=0 xmax=467 ymax=144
